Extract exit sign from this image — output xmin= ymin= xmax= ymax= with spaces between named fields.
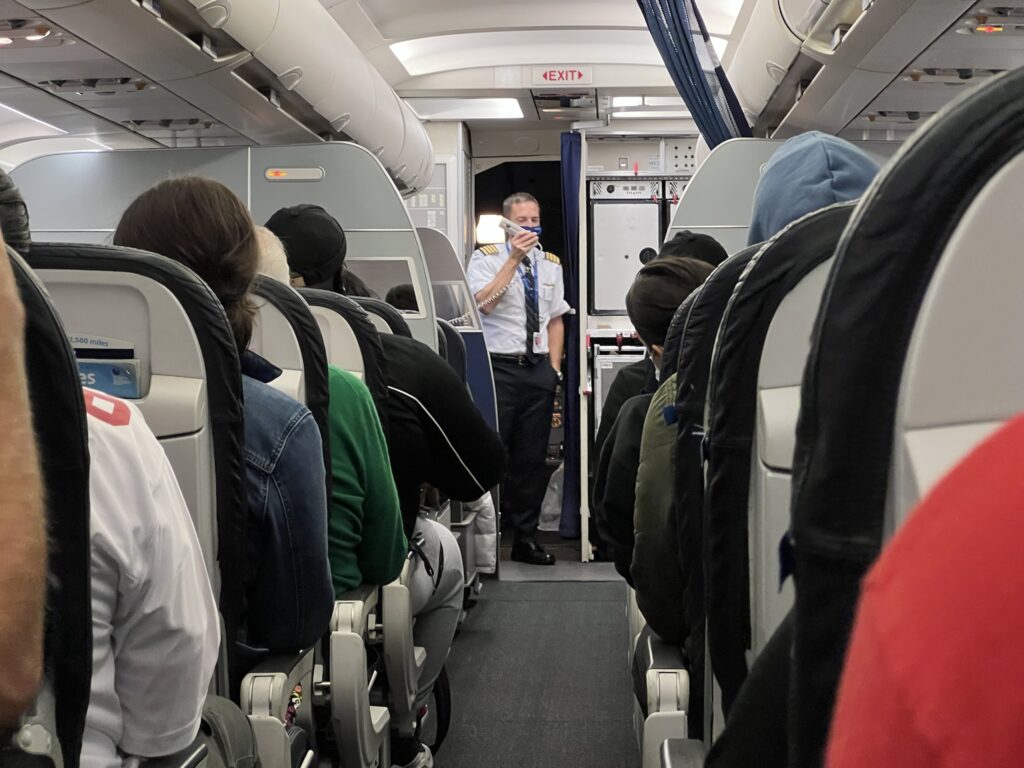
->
xmin=532 ymin=66 xmax=593 ymax=85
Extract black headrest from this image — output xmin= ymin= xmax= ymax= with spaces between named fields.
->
xmin=669 ymin=242 xmax=760 ymax=740
xmin=9 ymin=247 xmax=90 ymax=768
xmin=351 ymin=296 xmax=413 ymax=338
xmin=437 ymin=318 xmax=468 ymax=383
xmin=703 ymin=202 xmax=855 ymax=716
xmin=25 ymin=242 xmax=249 ymax=692
xmin=0 ymin=170 xmax=31 ymax=255
xmin=436 ymin=322 xmax=448 ymax=361
xmin=298 ymin=288 xmax=390 ymax=436
xmin=789 ymin=66 xmax=1024 ymax=766
xmin=661 ymin=293 xmax=696 ymax=381
xmin=252 ymin=276 xmax=331 ymax=501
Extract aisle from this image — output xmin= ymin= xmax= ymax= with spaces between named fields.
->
xmin=441 ymin=581 xmax=639 ymax=768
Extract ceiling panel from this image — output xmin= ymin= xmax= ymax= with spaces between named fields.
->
xmin=391 ymin=29 xmax=664 ymax=76
xmin=346 ymin=0 xmax=740 ymax=39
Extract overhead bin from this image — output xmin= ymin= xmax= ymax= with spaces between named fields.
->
xmin=725 ymin=0 xmax=803 ymax=122
xmin=188 ymin=0 xmax=434 ymax=194
xmin=19 ymin=0 xmax=434 ymax=194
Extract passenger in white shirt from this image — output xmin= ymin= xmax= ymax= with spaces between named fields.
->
xmin=81 ymin=387 xmax=219 ymax=768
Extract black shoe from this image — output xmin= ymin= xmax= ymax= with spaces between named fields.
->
xmin=511 ymin=539 xmax=556 ymax=565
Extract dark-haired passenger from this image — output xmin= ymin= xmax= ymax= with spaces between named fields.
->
xmin=114 ymin=177 xmax=334 ymax=655
xmin=385 ymin=284 xmax=418 ymax=312
xmin=593 ymin=257 xmax=712 ymax=583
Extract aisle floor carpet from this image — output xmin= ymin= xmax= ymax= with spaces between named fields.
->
xmin=440 ymin=581 xmax=639 ymax=768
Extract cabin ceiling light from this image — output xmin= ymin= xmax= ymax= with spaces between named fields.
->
xmin=0 ymin=37 xmax=13 ymax=45
xmin=0 ymin=102 xmax=66 ymax=134
xmin=611 ymin=96 xmax=643 ymax=107
xmin=405 ymin=97 xmax=523 ymax=120
xmin=26 ymin=26 xmax=50 ymax=41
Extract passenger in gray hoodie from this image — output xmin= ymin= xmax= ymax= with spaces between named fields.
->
xmin=705 ymin=131 xmax=879 ymax=768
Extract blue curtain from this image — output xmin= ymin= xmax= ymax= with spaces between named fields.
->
xmin=559 ymin=132 xmax=582 ymax=539
xmin=637 ymin=0 xmax=751 ymax=148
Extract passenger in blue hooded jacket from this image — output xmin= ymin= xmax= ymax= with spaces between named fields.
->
xmin=705 ymin=131 xmax=879 ymax=768
xmin=746 ymin=131 xmax=879 ymax=246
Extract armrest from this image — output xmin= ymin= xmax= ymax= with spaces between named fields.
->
xmin=240 ymin=649 xmax=315 ymax=721
xmin=139 ymin=737 xmax=208 ymax=768
xmin=8 ymin=680 xmax=61 ymax=766
xmin=382 ymin=562 xmax=427 ymax=733
xmin=332 ymin=584 xmax=380 ymax=636
xmin=330 ymin=627 xmax=391 ymax=767
xmin=660 ymin=738 xmax=706 ymax=768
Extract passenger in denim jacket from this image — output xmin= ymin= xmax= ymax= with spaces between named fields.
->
xmin=114 ymin=176 xmax=334 ymax=653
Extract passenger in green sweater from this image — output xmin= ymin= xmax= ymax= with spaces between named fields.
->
xmin=256 ymin=225 xmax=455 ymax=768
xmin=326 ymin=365 xmax=407 ymax=594
xmin=253 ymin=226 xmax=409 ymax=593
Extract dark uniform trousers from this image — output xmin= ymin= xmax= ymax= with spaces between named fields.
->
xmin=491 ymin=353 xmax=558 ymax=542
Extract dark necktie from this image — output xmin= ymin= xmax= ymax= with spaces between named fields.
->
xmin=521 ymin=257 xmax=539 ymax=361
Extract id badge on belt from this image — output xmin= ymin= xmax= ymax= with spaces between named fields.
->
xmin=533 ymin=332 xmax=544 ymax=354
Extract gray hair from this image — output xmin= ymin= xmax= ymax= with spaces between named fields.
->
xmin=254 ymin=225 xmax=292 ymax=285
xmin=502 ymin=192 xmax=540 ymax=217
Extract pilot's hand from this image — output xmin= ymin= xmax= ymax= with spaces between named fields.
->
xmin=508 ymin=231 xmax=539 ymax=261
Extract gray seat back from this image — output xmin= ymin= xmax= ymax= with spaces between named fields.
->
xmin=890 ymin=151 xmax=1024 ymax=532
xmin=249 ymin=281 xmax=306 ymax=404
xmin=751 ymin=260 xmax=831 ymax=656
xmin=6 ymin=248 xmax=91 ymax=768
xmin=26 ymin=243 xmax=248 ymax=693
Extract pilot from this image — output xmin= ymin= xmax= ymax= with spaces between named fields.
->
xmin=466 ymin=192 xmax=570 ymax=565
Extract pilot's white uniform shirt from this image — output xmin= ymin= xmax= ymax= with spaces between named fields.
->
xmin=81 ymin=388 xmax=219 ymax=768
xmin=466 ymin=241 xmax=571 ymax=355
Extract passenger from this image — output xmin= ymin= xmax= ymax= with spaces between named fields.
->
xmin=704 ymin=132 xmax=878 ymax=768
xmin=253 ymin=226 xmax=406 ymax=592
xmin=113 ymin=177 xmax=334 ymax=654
xmin=827 ymin=415 xmax=1024 ymax=768
xmin=340 ymin=269 xmax=378 ymax=298
xmin=747 ymin=131 xmax=879 ymax=246
xmin=385 ymin=283 xmax=418 ymax=311
xmin=265 ymin=208 xmax=504 ymax=768
xmin=592 ymin=230 xmax=726 ymax=462
xmin=0 ymin=232 xmax=46 ymax=729
xmin=592 ymin=256 xmax=712 ymax=583
xmin=82 ymin=387 xmax=219 ymax=768
xmin=631 ymin=301 xmax=701 ymax=644
xmin=254 ymin=226 xmax=292 ymax=285
xmin=658 ymin=230 xmax=729 ymax=267
xmin=266 ymin=205 xmax=506 ymax=537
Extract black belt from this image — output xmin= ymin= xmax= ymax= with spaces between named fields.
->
xmin=490 ymin=352 xmax=548 ymax=366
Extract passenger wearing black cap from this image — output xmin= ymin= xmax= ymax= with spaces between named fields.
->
xmin=267 ymin=205 xmax=505 ymax=768
xmin=658 ymin=230 xmax=729 ymax=267
xmin=592 ymin=256 xmax=712 ymax=582
xmin=265 ymin=203 xmax=348 ymax=290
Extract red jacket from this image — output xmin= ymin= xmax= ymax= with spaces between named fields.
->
xmin=828 ymin=414 xmax=1024 ymax=767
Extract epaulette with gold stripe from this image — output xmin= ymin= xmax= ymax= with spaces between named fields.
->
xmin=544 ymin=251 xmax=561 ymax=265
xmin=479 ymin=244 xmax=500 ymax=255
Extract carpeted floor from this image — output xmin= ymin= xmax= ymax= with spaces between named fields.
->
xmin=440 ymin=581 xmax=640 ymax=768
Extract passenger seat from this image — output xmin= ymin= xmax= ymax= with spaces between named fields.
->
xmin=787 ymin=65 xmax=1024 ymax=767
xmin=3 ymin=247 xmax=92 ymax=768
